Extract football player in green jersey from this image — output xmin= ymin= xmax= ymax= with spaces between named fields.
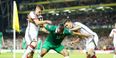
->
xmin=38 ymin=24 xmax=89 ymax=58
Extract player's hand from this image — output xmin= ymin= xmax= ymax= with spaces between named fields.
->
xmin=68 ymin=41 xmax=76 ymax=45
xmin=70 ymin=42 xmax=74 ymax=44
xmin=80 ymin=33 xmax=91 ymax=38
xmin=67 ymin=42 xmax=74 ymax=46
xmin=84 ymin=34 xmax=92 ymax=38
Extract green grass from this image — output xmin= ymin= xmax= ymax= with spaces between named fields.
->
xmin=0 ymin=51 xmax=113 ymax=58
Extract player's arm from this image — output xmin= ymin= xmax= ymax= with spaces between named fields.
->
xmin=70 ymin=26 xmax=81 ymax=31
xmin=109 ymin=29 xmax=113 ymax=39
xmin=72 ymin=31 xmax=90 ymax=39
xmin=65 ymin=28 xmax=89 ymax=38
xmin=70 ymin=38 xmax=80 ymax=44
xmin=27 ymin=13 xmax=52 ymax=25
xmin=43 ymin=24 xmax=56 ymax=32
xmin=65 ymin=27 xmax=91 ymax=39
xmin=31 ymin=17 xmax=52 ymax=25
xmin=40 ymin=27 xmax=49 ymax=33
xmin=33 ymin=19 xmax=52 ymax=25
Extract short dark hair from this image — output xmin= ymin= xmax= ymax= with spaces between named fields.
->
xmin=58 ymin=24 xmax=64 ymax=33
xmin=63 ymin=19 xmax=71 ymax=24
xmin=36 ymin=5 xmax=44 ymax=10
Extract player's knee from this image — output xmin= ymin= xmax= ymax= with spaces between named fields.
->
xmin=40 ymin=49 xmax=47 ymax=57
xmin=64 ymin=51 xmax=69 ymax=56
xmin=87 ymin=49 xmax=95 ymax=56
xmin=61 ymin=49 xmax=69 ymax=56
xmin=30 ymin=41 xmax=37 ymax=48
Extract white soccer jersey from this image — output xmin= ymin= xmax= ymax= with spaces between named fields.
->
xmin=72 ymin=22 xmax=98 ymax=50
xmin=73 ymin=22 xmax=95 ymax=35
xmin=109 ymin=29 xmax=116 ymax=47
xmin=25 ymin=11 xmax=40 ymax=45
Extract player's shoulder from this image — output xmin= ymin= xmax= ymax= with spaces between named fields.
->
xmin=73 ymin=22 xmax=83 ymax=26
xmin=112 ymin=29 xmax=116 ymax=31
xmin=29 ymin=11 xmax=35 ymax=15
xmin=74 ymin=22 xmax=82 ymax=24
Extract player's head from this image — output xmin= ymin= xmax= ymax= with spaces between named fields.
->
xmin=35 ymin=5 xmax=44 ymax=15
xmin=63 ymin=19 xmax=73 ymax=29
xmin=55 ymin=24 xmax=64 ymax=34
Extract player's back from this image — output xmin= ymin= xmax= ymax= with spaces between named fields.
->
xmin=73 ymin=22 xmax=95 ymax=35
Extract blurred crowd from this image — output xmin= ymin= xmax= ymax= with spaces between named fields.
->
xmin=2 ymin=33 xmax=114 ymax=50
xmin=48 ymin=12 xmax=116 ymax=26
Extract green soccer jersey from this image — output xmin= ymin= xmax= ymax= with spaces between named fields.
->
xmin=44 ymin=24 xmax=72 ymax=45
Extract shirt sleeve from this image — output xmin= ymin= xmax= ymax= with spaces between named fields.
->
xmin=45 ymin=24 xmax=56 ymax=32
xmin=74 ymin=22 xmax=81 ymax=29
xmin=109 ymin=29 xmax=114 ymax=37
xmin=29 ymin=11 xmax=38 ymax=19
xmin=64 ymin=28 xmax=73 ymax=35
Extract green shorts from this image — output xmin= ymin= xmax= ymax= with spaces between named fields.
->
xmin=42 ymin=41 xmax=64 ymax=53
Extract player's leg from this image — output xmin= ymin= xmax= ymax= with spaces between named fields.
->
xmin=39 ymin=48 xmax=48 ymax=58
xmin=22 ymin=33 xmax=31 ymax=58
xmin=55 ymin=45 xmax=69 ymax=58
xmin=86 ymin=41 xmax=96 ymax=58
xmin=38 ymin=41 xmax=50 ymax=58
xmin=91 ymin=34 xmax=98 ymax=58
xmin=86 ymin=48 xmax=96 ymax=58
xmin=113 ymin=50 xmax=116 ymax=58
xmin=61 ymin=49 xmax=69 ymax=58
xmin=22 ymin=40 xmax=37 ymax=58
xmin=22 ymin=27 xmax=38 ymax=58
xmin=113 ymin=41 xmax=116 ymax=58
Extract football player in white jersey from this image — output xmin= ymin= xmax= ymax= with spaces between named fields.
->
xmin=64 ymin=19 xmax=98 ymax=58
xmin=22 ymin=5 xmax=52 ymax=58
xmin=109 ymin=23 xmax=116 ymax=58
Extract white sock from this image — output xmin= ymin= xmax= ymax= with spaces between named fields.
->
xmin=114 ymin=55 xmax=116 ymax=58
xmin=22 ymin=46 xmax=33 ymax=58
xmin=64 ymin=56 xmax=69 ymax=58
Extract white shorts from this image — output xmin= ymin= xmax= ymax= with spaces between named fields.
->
xmin=86 ymin=41 xmax=95 ymax=50
xmin=113 ymin=40 xmax=116 ymax=50
xmin=86 ymin=34 xmax=98 ymax=51
xmin=25 ymin=23 xmax=39 ymax=45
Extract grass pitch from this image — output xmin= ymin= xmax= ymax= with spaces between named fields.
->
xmin=0 ymin=50 xmax=113 ymax=58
